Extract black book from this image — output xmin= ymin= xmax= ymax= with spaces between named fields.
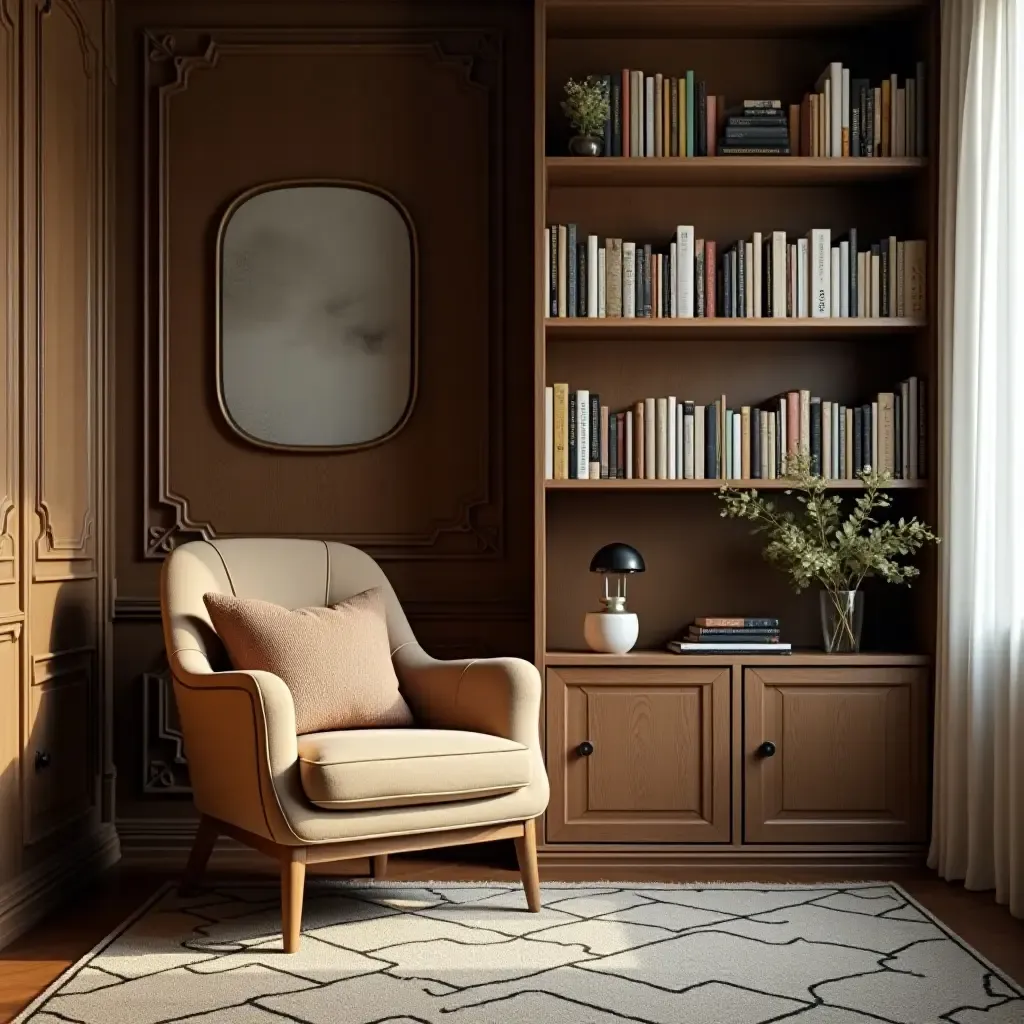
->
xmin=610 ymin=74 xmax=622 ymax=157
xmin=635 ymin=244 xmax=645 ymax=319
xmin=697 ymin=81 xmax=707 ymax=157
xmin=751 ymin=407 xmax=761 ymax=479
xmin=566 ymin=223 xmax=577 ymax=317
xmin=879 ymin=242 xmax=889 ymax=317
xmin=894 ymin=392 xmax=902 ymax=479
xmin=705 ymin=404 xmax=718 ymax=479
xmin=568 ymin=391 xmax=577 ymax=479
xmin=643 ymin=243 xmax=653 ymax=317
xmin=850 ymin=78 xmax=869 ymax=156
xmin=577 ymin=244 xmax=587 ymax=317
xmin=870 ymin=243 xmax=881 ymax=314
xmin=602 ymin=74 xmax=613 ymax=156
xmin=549 ymin=225 xmax=558 ymax=317
xmin=726 ymin=115 xmax=787 ymax=127
xmin=608 ymin=413 xmax=618 ymax=479
xmin=865 ymin=87 xmax=875 ymax=155
xmin=764 ymin=240 xmax=773 ymax=318
xmin=590 ymin=394 xmax=601 ymax=468
xmin=861 ymin=404 xmax=872 ymax=472
xmin=849 ymin=228 xmax=858 ymax=318
xmin=685 ymin=632 xmax=781 ymax=644
xmin=737 ymin=243 xmax=746 ymax=318
xmin=853 ymin=405 xmax=863 ymax=474
xmin=662 ymin=253 xmax=671 ymax=316
xmin=725 ymin=106 xmax=786 ymax=119
xmin=723 ymin=252 xmax=733 ymax=319
xmin=689 ymin=626 xmax=782 ymax=637
xmin=810 ymin=397 xmax=821 ymax=475
xmin=718 ymin=144 xmax=792 ymax=155
xmin=724 ymin=126 xmax=791 ymax=141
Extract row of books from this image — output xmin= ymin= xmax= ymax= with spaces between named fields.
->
xmin=803 ymin=63 xmax=926 ymax=158
xmin=543 ymin=380 xmax=926 ymax=482
xmin=668 ymin=618 xmax=792 ymax=654
xmin=594 ymin=70 xmax=722 ymax=158
xmin=545 ymin=225 xmax=927 ymax=320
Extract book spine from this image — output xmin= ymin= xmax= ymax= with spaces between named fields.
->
xmin=670 ymin=76 xmax=679 ymax=156
xmin=544 ymin=386 xmax=553 ymax=479
xmin=643 ymin=243 xmax=653 ymax=317
xmin=608 ymin=411 xmax=618 ymax=478
xmin=577 ymin=243 xmax=587 ymax=317
xmin=576 ymin=389 xmax=590 ymax=480
xmin=732 ymin=411 xmax=742 ymax=480
xmin=557 ymin=225 xmax=567 ymax=317
xmin=839 ymin=240 xmax=850 ymax=318
xmin=667 ymin=396 xmax=677 ymax=479
xmin=880 ymin=241 xmax=890 ymax=317
xmin=841 ymin=66 xmax=850 ymax=155
xmin=616 ymin=412 xmax=625 ymax=477
xmin=654 ymin=72 xmax=663 ymax=156
xmin=589 ymin=393 xmax=601 ymax=478
xmin=695 ymin=240 xmax=705 ymax=317
xmin=907 ymin=240 xmax=926 ymax=317
xmin=853 ymin=405 xmax=863 ymax=473
xmin=831 ymin=62 xmax=842 ymax=156
xmin=610 ymin=74 xmax=622 ymax=156
xmin=723 ymin=251 xmax=733 ymax=318
xmin=830 ymin=246 xmax=841 ymax=317
xmin=625 ymin=410 xmax=633 ymax=479
xmin=645 ymin=76 xmax=655 ymax=157
xmin=553 ymin=382 xmax=569 ymax=479
xmin=706 ymin=240 xmax=717 ymax=317
xmin=704 ymin=404 xmax=717 ymax=479
xmin=763 ymin=241 xmax=772 ymax=317
xmin=696 ymin=617 xmax=780 ymax=628
xmin=622 ymin=243 xmax=636 ymax=317
xmin=707 ymin=94 xmax=717 ymax=156
xmin=810 ymin=397 xmax=821 ymax=475
xmin=772 ymin=231 xmax=787 ymax=318
xmin=684 ymin=401 xmax=695 ymax=478
xmin=566 ymin=224 xmax=577 ymax=317
xmin=644 ymin=397 xmax=656 ymax=479
xmin=606 ymin=239 xmax=622 ymax=317
xmin=635 ymin=244 xmax=645 ymax=317
xmin=676 ymin=225 xmax=695 ymax=317
xmin=655 ymin=398 xmax=668 ymax=479
xmin=808 ymin=228 xmax=831 ymax=317
xmin=685 ymin=70 xmax=695 ymax=156
xmin=737 ymin=244 xmax=746 ymax=318
xmin=568 ymin=390 xmax=577 ymax=479
xmin=622 ymin=69 xmax=631 ymax=157
xmin=548 ymin=226 xmax=558 ymax=317
xmin=741 ymin=406 xmax=751 ymax=478
xmin=894 ymin=392 xmax=902 ymax=479
xmin=587 ymin=236 xmax=599 ymax=317
xmin=909 ymin=375 xmax=919 ymax=480
xmin=633 ymin=401 xmax=643 ymax=478
xmin=697 ymin=80 xmax=707 ymax=156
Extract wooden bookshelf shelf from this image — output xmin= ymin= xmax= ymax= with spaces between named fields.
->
xmin=545 ymin=317 xmax=926 ymax=340
xmin=545 ymin=478 xmax=926 ymax=491
xmin=545 ymin=650 xmax=931 ymax=667
xmin=546 ymin=156 xmax=927 ymax=188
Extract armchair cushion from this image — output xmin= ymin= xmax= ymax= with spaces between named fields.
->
xmin=297 ymin=728 xmax=532 ymax=810
xmin=203 ymin=587 xmax=413 ymax=734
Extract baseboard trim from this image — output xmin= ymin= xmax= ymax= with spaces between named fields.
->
xmin=0 ymin=824 xmax=121 ymax=950
xmin=116 ymin=818 xmax=272 ymax=872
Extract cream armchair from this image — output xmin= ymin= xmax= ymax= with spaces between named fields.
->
xmin=160 ymin=538 xmax=549 ymax=952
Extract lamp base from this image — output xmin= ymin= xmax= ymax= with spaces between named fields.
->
xmin=584 ymin=611 xmax=639 ymax=654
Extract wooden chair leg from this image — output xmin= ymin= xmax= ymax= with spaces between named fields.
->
xmin=181 ymin=815 xmax=218 ymax=895
xmin=281 ymin=849 xmax=307 ymax=953
xmin=513 ymin=818 xmax=541 ymax=913
xmin=371 ymin=854 xmax=388 ymax=879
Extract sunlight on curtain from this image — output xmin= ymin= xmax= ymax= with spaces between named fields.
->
xmin=930 ymin=0 xmax=1024 ymax=916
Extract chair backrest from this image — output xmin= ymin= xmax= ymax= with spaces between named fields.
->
xmin=160 ymin=538 xmax=416 ymax=678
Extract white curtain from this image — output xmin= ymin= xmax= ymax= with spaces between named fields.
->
xmin=930 ymin=0 xmax=1024 ymax=916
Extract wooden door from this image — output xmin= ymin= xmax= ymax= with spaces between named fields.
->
xmin=744 ymin=666 xmax=928 ymax=844
xmin=546 ymin=666 xmax=731 ymax=843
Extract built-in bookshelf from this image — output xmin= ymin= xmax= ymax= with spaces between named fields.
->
xmin=532 ymin=0 xmax=937 ymax=663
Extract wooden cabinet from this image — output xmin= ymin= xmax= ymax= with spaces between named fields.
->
xmin=545 ymin=666 xmax=731 ymax=843
xmin=743 ymin=666 xmax=929 ymax=844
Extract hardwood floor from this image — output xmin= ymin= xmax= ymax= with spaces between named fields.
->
xmin=2 ymin=851 xmax=1023 ymax=1022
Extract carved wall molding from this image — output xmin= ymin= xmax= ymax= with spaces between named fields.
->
xmin=142 ymin=669 xmax=191 ymax=794
xmin=140 ymin=26 xmax=506 ymax=562
xmin=33 ymin=0 xmax=101 ymax=569
xmin=0 ymin=620 xmax=22 ymax=643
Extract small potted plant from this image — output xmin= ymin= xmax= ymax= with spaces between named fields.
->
xmin=717 ymin=458 xmax=938 ymax=652
xmin=561 ymin=76 xmax=609 ymax=157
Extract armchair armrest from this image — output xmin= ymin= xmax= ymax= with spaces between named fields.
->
xmin=393 ymin=643 xmax=542 ymax=750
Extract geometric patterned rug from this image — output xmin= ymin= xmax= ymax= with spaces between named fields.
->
xmin=12 ymin=881 xmax=1024 ymax=1023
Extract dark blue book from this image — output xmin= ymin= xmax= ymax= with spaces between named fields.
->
xmin=722 ymin=252 xmax=733 ymax=319
xmin=737 ymin=243 xmax=746 ymax=318
xmin=567 ymin=223 xmax=577 ymax=317
xmin=643 ymin=243 xmax=653 ymax=317
xmin=568 ymin=391 xmax=577 ymax=479
xmin=590 ymin=394 xmax=601 ymax=469
xmin=608 ymin=413 xmax=618 ymax=479
xmin=577 ymin=243 xmax=587 ymax=318
xmin=810 ymin=398 xmax=821 ymax=475
xmin=849 ymin=228 xmax=858 ymax=318
xmin=549 ymin=225 xmax=558 ymax=317
xmin=853 ymin=405 xmax=863 ymax=474
xmin=635 ymin=245 xmax=645 ymax=318
xmin=705 ymin=404 xmax=718 ymax=479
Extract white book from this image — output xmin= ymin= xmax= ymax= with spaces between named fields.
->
xmin=830 ymin=247 xmax=841 ymax=317
xmin=779 ymin=396 xmax=788 ymax=475
xmin=669 ymin=641 xmax=793 ymax=654
xmin=744 ymin=241 xmax=754 ymax=315
xmin=677 ymin=404 xmax=685 ymax=478
xmin=631 ymin=71 xmax=642 ymax=156
xmin=587 ymin=236 xmax=599 ymax=317
xmin=732 ymin=413 xmax=742 ymax=480
xmin=598 ymin=246 xmax=607 ymax=317
xmin=623 ymin=243 xmax=636 ymax=317
xmin=544 ymin=386 xmax=553 ymax=480
xmin=759 ymin=410 xmax=769 ymax=478
xmin=807 ymin=229 xmax=831 ymax=317
xmin=839 ymin=241 xmax=850 ymax=317
xmin=644 ymin=397 xmax=656 ymax=479
xmin=871 ymin=400 xmax=879 ymax=472
xmin=824 ymin=80 xmax=831 ymax=156
xmin=797 ymin=238 xmax=809 ymax=317
xmin=669 ymin=241 xmax=678 ymax=316
xmin=576 ymin=390 xmax=590 ymax=480
xmin=544 ymin=229 xmax=550 ymax=320
xmin=625 ymin=412 xmax=633 ymax=479
xmin=789 ymin=244 xmax=798 ymax=319
xmin=752 ymin=232 xmax=763 ymax=316
xmin=832 ymin=402 xmax=840 ymax=477
xmin=842 ymin=67 xmax=850 ymax=155
xmin=822 ymin=401 xmax=832 ymax=478
xmin=772 ymin=231 xmax=787 ymax=317
xmin=695 ymin=406 xmax=705 ymax=479
xmin=676 ymin=226 xmax=695 ymax=317
xmin=645 ymin=77 xmax=656 ymax=157
xmin=821 ymin=62 xmax=842 ymax=157
xmin=768 ymin=412 xmax=777 ymax=479
xmin=684 ymin=406 xmax=695 ymax=479
xmin=908 ymin=375 xmax=919 ymax=480
xmin=655 ymin=398 xmax=668 ymax=479
xmin=667 ymin=397 xmax=678 ymax=479
xmin=800 ymin=390 xmax=811 ymax=460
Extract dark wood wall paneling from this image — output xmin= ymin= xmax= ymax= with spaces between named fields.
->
xmin=112 ymin=1 xmax=534 ymax=816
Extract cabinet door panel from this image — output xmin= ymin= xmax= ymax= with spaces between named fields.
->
xmin=547 ymin=667 xmax=731 ymax=843
xmin=744 ymin=667 xmax=928 ymax=844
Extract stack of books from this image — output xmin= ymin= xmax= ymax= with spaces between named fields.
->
xmin=719 ymin=101 xmax=791 ymax=156
xmin=544 ymin=379 xmax=926 ymax=482
xmin=667 ymin=618 xmax=791 ymax=654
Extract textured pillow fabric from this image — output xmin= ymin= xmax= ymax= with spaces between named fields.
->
xmin=202 ymin=587 xmax=413 ymax=734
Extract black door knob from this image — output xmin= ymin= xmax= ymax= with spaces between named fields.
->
xmin=577 ymin=741 xmax=594 ymax=757
xmin=756 ymin=741 xmax=777 ymax=758
xmin=35 ymin=750 xmax=52 ymax=771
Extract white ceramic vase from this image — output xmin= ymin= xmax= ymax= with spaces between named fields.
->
xmin=583 ymin=611 xmax=639 ymax=654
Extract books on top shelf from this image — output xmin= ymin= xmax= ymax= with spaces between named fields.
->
xmin=801 ymin=62 xmax=927 ymax=158
xmin=544 ymin=225 xmax=926 ymax=320
xmin=544 ymin=380 xmax=926 ymax=482
xmin=668 ymin=618 xmax=791 ymax=654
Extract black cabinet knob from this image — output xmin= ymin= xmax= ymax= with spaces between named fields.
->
xmin=756 ymin=741 xmax=777 ymax=758
xmin=577 ymin=741 xmax=594 ymax=757
xmin=35 ymin=750 xmax=52 ymax=771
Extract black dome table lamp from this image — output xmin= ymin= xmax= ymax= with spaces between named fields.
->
xmin=583 ymin=542 xmax=646 ymax=654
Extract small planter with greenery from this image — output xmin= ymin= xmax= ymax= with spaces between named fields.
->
xmin=561 ymin=76 xmax=610 ymax=157
xmin=717 ymin=459 xmax=939 ymax=652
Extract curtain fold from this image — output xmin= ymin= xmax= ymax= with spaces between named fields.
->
xmin=930 ymin=0 xmax=1024 ymax=917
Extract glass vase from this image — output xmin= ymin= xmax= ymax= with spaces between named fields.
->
xmin=820 ymin=590 xmax=864 ymax=653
